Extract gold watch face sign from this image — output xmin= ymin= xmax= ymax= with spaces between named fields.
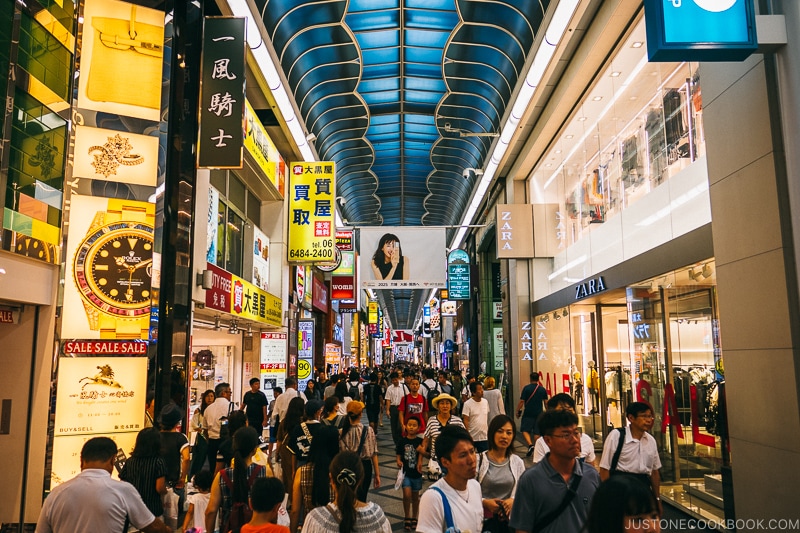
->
xmin=62 ymin=195 xmax=155 ymax=341
xmin=75 ymin=222 xmax=153 ymax=312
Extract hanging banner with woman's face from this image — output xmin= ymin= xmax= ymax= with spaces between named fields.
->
xmin=359 ymin=227 xmax=446 ymax=289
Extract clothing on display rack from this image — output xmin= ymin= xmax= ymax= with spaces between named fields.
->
xmin=645 ymin=106 xmax=666 ymax=184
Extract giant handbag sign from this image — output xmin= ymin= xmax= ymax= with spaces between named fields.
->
xmin=644 ymin=0 xmax=757 ymax=62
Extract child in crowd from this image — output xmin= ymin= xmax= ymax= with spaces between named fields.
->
xmin=241 ymin=477 xmax=290 ymax=533
xmin=181 ymin=469 xmax=213 ymax=533
xmin=396 ymin=415 xmax=424 ymax=531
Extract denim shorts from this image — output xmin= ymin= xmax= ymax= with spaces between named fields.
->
xmin=402 ymin=475 xmax=423 ymax=491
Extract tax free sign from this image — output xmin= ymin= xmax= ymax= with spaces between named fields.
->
xmin=644 ymin=0 xmax=757 ymax=62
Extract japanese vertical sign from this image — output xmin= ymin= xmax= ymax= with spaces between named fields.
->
xmin=198 ymin=17 xmax=246 ymax=168
xmin=288 ymin=162 xmax=336 ymax=262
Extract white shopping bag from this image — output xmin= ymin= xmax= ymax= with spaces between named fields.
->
xmin=394 ymin=468 xmax=405 ymax=491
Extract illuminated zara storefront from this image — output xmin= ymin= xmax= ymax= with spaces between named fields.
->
xmin=526 ymin=14 xmax=731 ymax=522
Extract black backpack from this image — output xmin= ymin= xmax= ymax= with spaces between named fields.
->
xmin=423 ymin=381 xmax=440 ymax=408
xmin=348 ymin=381 xmax=361 ymax=400
xmin=220 ymin=465 xmax=263 ymax=533
xmin=364 ymin=383 xmax=381 ymax=407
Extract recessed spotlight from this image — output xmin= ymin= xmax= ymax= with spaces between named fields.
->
xmin=578 ymin=117 xmax=587 ymax=121
xmin=632 ymin=41 xmax=643 ymax=48
xmin=629 ymin=96 xmax=638 ymax=100
xmin=610 ymin=71 xmax=621 ymax=77
xmin=555 ymin=149 xmax=562 ymax=154
xmin=546 ymin=163 xmax=553 ymax=167
xmin=565 ymin=135 xmax=574 ymax=139
xmin=592 ymin=96 xmax=603 ymax=101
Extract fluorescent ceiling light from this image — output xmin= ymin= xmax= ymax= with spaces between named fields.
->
xmin=450 ymin=0 xmax=580 ymax=250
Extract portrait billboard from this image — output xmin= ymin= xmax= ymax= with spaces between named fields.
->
xmin=359 ymin=227 xmax=446 ymax=289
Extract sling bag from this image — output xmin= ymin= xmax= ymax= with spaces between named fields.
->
xmin=531 ymin=471 xmax=582 ymax=533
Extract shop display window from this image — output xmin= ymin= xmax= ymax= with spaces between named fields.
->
xmin=531 ymin=19 xmax=710 ymax=294
xmin=189 ymin=345 xmax=233 ymax=415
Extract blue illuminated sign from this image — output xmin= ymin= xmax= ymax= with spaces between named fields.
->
xmin=645 ymin=0 xmax=757 ymax=62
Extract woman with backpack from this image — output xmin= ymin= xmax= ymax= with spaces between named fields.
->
xmin=289 ymin=424 xmax=339 ymax=532
xmin=205 ymin=426 xmax=267 ymax=533
xmin=277 ymin=397 xmax=306 ymax=494
xmin=301 ymin=451 xmax=391 ymax=533
xmin=338 ymin=402 xmax=380 ymax=502
xmin=334 ymin=381 xmax=353 ymax=416
xmin=321 ymin=396 xmax=345 ymax=429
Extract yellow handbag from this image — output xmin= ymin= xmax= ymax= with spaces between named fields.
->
xmin=87 ymin=5 xmax=164 ymax=110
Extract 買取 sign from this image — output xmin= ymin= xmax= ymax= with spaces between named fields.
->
xmin=644 ymin=0 xmax=757 ymax=62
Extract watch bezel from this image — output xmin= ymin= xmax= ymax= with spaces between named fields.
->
xmin=74 ymin=221 xmax=154 ymax=316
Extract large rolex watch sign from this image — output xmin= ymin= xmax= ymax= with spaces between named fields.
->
xmin=288 ymin=162 xmax=336 ymax=263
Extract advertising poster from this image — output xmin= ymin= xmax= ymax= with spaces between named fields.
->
xmin=325 ymin=343 xmax=342 ymax=375
xmin=297 ymin=319 xmax=314 ymax=390
xmin=359 ymin=227 xmax=446 ymax=289
xmin=207 ymin=187 xmax=220 ymax=263
xmin=252 ymin=227 xmax=270 ymax=291
xmin=73 ymin=125 xmax=159 ymax=186
xmin=245 ymin=100 xmax=285 ymax=194
xmin=260 ymin=333 xmax=287 ymax=403
xmin=288 ymin=162 xmax=336 ymax=263
xmin=51 ymin=431 xmax=138 ymax=487
xmin=62 ymin=195 xmax=155 ymax=341
xmin=447 ymin=249 xmax=471 ymax=299
xmin=53 ymin=357 xmax=148 ymax=436
xmin=77 ymin=0 xmax=165 ymax=121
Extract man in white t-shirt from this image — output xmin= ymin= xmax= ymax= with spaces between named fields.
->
xmin=532 ymin=393 xmax=597 ymax=466
xmin=461 ymin=381 xmax=490 ymax=453
xmin=416 ymin=425 xmax=483 ymax=533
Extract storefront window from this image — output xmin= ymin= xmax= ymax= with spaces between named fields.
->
xmin=531 ymin=18 xmax=711 ymax=296
xmin=226 ymin=208 xmax=244 ymax=276
xmin=189 ymin=345 xmax=233 ymax=415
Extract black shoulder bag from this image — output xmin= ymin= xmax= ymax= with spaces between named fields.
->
xmin=609 ymin=427 xmax=627 ymax=473
xmin=531 ymin=472 xmax=583 ymax=533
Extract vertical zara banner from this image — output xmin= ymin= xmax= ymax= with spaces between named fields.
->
xmin=197 ymin=17 xmax=246 ymax=168
xmin=288 ymin=162 xmax=336 ymax=262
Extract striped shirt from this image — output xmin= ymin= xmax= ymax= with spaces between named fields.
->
xmin=423 ymin=414 xmax=465 ymax=462
xmin=302 ymin=502 xmax=391 ymax=533
xmin=120 ymin=456 xmax=167 ymax=517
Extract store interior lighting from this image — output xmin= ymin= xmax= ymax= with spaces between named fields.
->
xmin=228 ymin=320 xmax=239 ymax=335
xmin=214 ymin=315 xmax=221 ymax=331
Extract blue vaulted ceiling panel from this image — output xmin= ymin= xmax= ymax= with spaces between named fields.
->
xmin=256 ymin=0 xmax=554 ymax=328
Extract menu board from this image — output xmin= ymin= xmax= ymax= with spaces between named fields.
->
xmin=260 ymin=332 xmax=287 ymax=403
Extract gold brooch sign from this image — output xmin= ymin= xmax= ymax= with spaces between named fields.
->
xmin=77 ymin=0 xmax=164 ymax=121
xmin=73 ymin=125 xmax=158 ymax=186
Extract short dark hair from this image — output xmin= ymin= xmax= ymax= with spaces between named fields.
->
xmin=273 ymin=386 xmax=283 ymax=394
xmin=81 ymin=437 xmax=118 ymax=463
xmin=530 ymin=372 xmax=540 ymax=382
xmin=405 ymin=415 xmax=421 ymax=427
xmin=389 ymin=371 xmax=399 ymax=380
xmin=250 ymin=477 xmax=286 ymax=512
xmin=547 ymin=393 xmax=576 ymax=410
xmin=249 ymin=377 xmax=260 ymax=386
xmin=285 ymin=377 xmax=297 ymax=388
xmin=538 ymin=409 xmax=579 ymax=436
xmin=192 ymin=469 xmax=214 ymax=492
xmin=626 ymin=402 xmax=653 ymax=419
xmin=585 ymin=475 xmax=658 ymax=533
xmin=214 ymin=382 xmax=230 ymax=396
xmin=468 ymin=381 xmax=482 ymax=394
xmin=435 ymin=425 xmax=473 ymax=462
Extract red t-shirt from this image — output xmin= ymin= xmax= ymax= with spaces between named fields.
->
xmin=240 ymin=523 xmax=290 ymax=533
xmin=399 ymin=393 xmax=428 ymax=432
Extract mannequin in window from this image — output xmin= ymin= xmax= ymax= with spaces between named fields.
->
xmin=588 ymin=361 xmax=599 ymax=414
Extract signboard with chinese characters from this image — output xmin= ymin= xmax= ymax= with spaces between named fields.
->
xmin=244 ymin=99 xmax=284 ymax=194
xmin=204 ymin=262 xmax=282 ymax=327
xmin=447 ymin=249 xmax=471 ymax=300
xmin=288 ymin=162 xmax=336 ymax=262
xmin=260 ymin=332 xmax=287 ymax=403
xmin=644 ymin=0 xmax=757 ymax=62
xmin=197 ymin=17 xmax=246 ymax=168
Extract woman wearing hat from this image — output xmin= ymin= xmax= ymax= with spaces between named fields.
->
xmin=418 ymin=393 xmax=464 ymax=480
xmin=339 ymin=401 xmax=381 ymax=502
